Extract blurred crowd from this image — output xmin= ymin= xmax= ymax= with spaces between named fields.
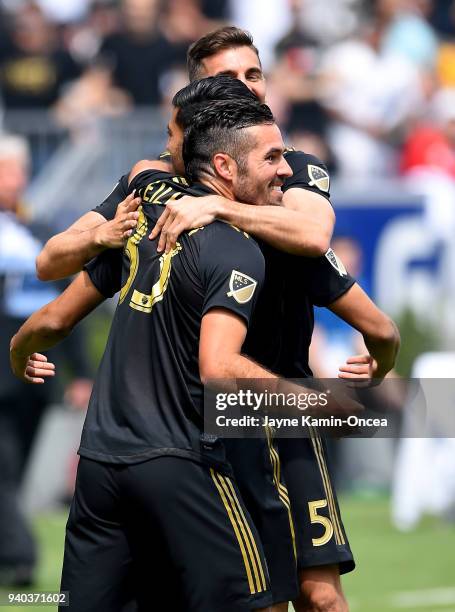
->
xmin=0 ymin=0 xmax=455 ymax=185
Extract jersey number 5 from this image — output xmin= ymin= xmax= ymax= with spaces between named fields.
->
xmin=308 ymin=499 xmax=334 ymax=546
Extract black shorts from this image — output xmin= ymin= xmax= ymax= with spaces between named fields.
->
xmin=60 ymin=456 xmax=272 ymax=612
xmin=277 ymin=428 xmax=355 ymax=575
xmin=224 ymin=437 xmax=299 ymax=604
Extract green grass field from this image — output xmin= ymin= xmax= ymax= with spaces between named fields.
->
xmin=1 ymin=496 xmax=454 ymax=611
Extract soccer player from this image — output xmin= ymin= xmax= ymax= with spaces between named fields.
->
xmin=12 ymin=96 xmax=297 ymax=611
xmin=34 ymin=28 xmax=400 ymax=612
xmin=164 ymin=31 xmax=400 ymax=612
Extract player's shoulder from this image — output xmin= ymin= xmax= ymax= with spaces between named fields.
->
xmin=283 ymin=148 xmax=330 ymax=196
xmin=284 ymin=147 xmax=328 ymax=172
xmin=129 ymin=159 xmax=176 ymax=185
xmin=205 ymin=220 xmax=255 ymax=242
xmin=197 ymin=221 xmax=262 ymax=257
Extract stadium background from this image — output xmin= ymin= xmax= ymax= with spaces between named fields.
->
xmin=0 ymin=0 xmax=454 ymax=610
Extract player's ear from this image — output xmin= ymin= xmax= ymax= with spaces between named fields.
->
xmin=213 ymin=153 xmax=236 ymax=181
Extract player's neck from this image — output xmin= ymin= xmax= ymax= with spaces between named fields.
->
xmin=200 ymin=177 xmax=234 ymax=201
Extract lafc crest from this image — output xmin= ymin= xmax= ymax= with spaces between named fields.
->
xmin=308 ymin=164 xmax=330 ymax=193
xmin=227 ymin=270 xmax=257 ymax=304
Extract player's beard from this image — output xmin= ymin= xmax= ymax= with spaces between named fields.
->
xmin=233 ymin=163 xmax=276 ymax=207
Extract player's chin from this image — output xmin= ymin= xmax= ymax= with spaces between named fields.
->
xmin=268 ymin=188 xmax=283 ymax=206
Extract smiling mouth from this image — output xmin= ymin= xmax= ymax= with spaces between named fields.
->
xmin=270 ymin=179 xmax=283 ymax=188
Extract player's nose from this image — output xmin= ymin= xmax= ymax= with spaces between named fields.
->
xmin=277 ymin=157 xmax=293 ymax=180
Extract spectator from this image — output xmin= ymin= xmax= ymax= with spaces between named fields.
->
xmin=401 ymin=87 xmax=455 ymax=180
xmin=294 ymin=0 xmax=362 ymax=46
xmin=98 ymin=0 xmax=186 ymax=106
xmin=400 ymin=88 xmax=455 ymax=241
xmin=269 ymin=0 xmax=336 ymax=164
xmin=0 ymin=134 xmax=92 ymax=586
xmin=160 ymin=0 xmax=222 ymax=46
xmin=54 ymin=61 xmax=132 ymax=132
xmin=66 ymin=1 xmax=122 ymax=66
xmin=381 ymin=0 xmax=439 ymax=69
xmin=0 ymin=2 xmax=81 ymax=111
xmin=229 ymin=0 xmax=291 ymax=70
xmin=318 ymin=3 xmax=425 ymax=180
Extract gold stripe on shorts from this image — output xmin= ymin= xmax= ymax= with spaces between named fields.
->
xmin=308 ymin=426 xmax=345 ymax=545
xmin=222 ymin=475 xmax=267 ymax=592
xmin=210 ymin=469 xmax=266 ymax=594
xmin=266 ymin=428 xmax=297 ymax=560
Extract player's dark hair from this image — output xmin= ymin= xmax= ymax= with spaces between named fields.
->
xmin=172 ymin=76 xmax=258 ymax=130
xmin=187 ymin=26 xmax=261 ymax=82
xmin=182 ymin=98 xmax=274 ymax=182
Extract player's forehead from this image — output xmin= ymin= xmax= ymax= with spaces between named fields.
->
xmin=246 ymin=123 xmax=285 ymax=155
xmin=200 ymin=46 xmax=262 ymax=78
xmin=168 ymin=107 xmax=181 ymax=132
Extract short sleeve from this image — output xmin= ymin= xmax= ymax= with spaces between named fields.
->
xmin=84 ymin=249 xmax=123 ymax=298
xmin=92 ymin=175 xmax=130 ymax=221
xmin=300 ymin=248 xmax=355 ymax=306
xmin=282 ymin=150 xmax=331 ymax=202
xmin=200 ymin=225 xmax=265 ymax=327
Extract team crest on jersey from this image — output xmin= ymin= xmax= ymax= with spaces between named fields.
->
xmin=325 ymin=248 xmax=347 ymax=277
xmin=308 ymin=164 xmax=330 ymax=193
xmin=227 ymin=270 xmax=257 ymax=304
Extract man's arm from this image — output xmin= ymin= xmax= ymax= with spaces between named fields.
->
xmin=199 ymin=308 xmax=277 ymax=383
xmin=150 ymin=192 xmax=334 ymax=255
xmin=36 ymin=194 xmax=141 ymax=281
xmin=199 ymin=309 xmax=363 ymax=419
xmin=35 ymin=158 xmax=171 ymax=282
xmin=10 ymin=271 xmax=105 ymax=382
xmin=149 ymin=151 xmax=335 ymax=255
xmin=329 ymin=283 xmax=400 ymax=379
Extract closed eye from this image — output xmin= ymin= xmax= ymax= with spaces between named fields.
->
xmin=246 ymin=69 xmax=263 ymax=81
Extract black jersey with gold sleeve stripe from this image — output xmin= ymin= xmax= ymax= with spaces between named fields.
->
xmin=80 ymin=169 xmax=265 ymax=466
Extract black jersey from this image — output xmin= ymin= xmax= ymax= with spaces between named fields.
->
xmin=242 ymin=151 xmax=354 ymax=377
xmin=92 ymin=150 xmax=354 ymax=378
xmin=81 ymin=170 xmax=264 ymax=465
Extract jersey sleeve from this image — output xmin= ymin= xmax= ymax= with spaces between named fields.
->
xmin=282 ymin=150 xmax=331 ymax=202
xmin=300 ymin=248 xmax=355 ymax=306
xmin=84 ymin=248 xmax=123 ymax=298
xmin=199 ymin=225 xmax=265 ymax=328
xmin=92 ymin=175 xmax=130 ymax=221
